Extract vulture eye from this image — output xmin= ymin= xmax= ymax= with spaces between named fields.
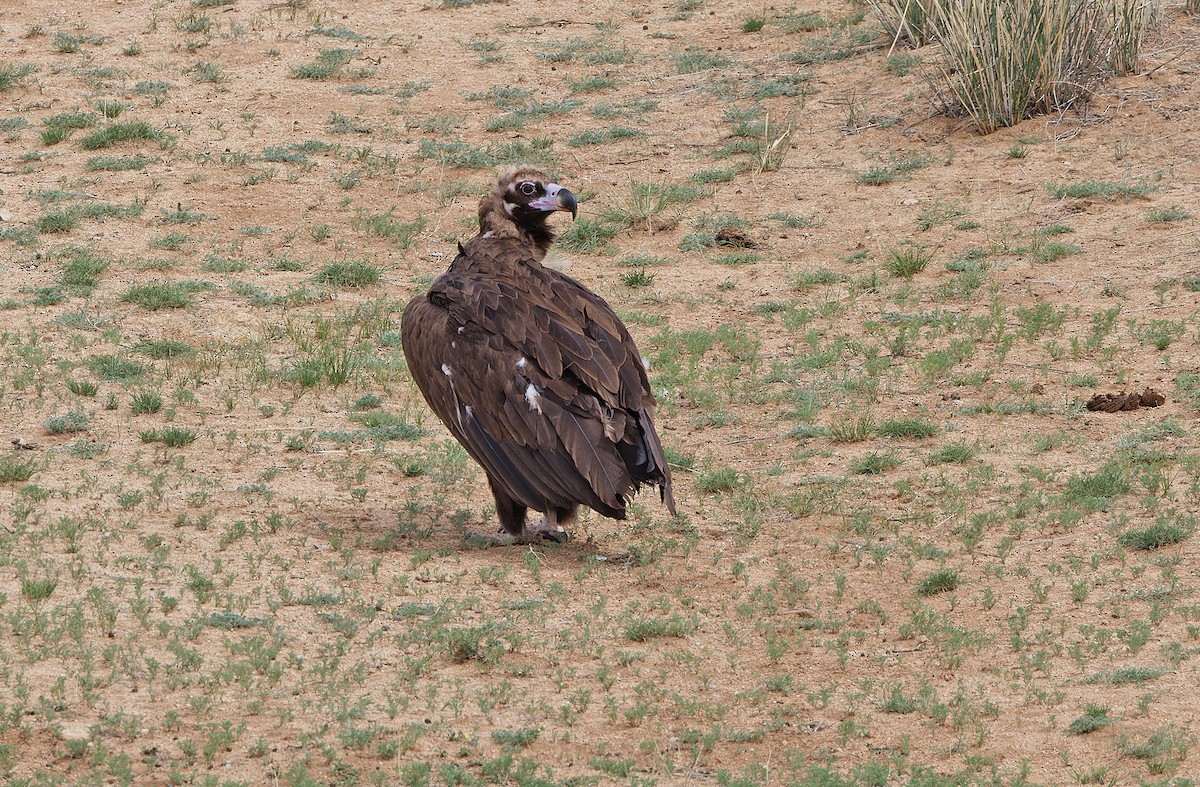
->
xmin=518 ymin=181 xmax=538 ymax=197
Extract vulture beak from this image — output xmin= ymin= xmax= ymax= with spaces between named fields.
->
xmin=529 ymin=185 xmax=578 ymax=219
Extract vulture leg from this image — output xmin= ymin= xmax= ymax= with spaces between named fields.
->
xmin=488 ymin=476 xmax=528 ymax=536
xmin=465 ymin=493 xmax=572 ymax=547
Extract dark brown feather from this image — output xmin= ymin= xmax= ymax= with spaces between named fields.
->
xmin=401 ymin=169 xmax=675 ymax=538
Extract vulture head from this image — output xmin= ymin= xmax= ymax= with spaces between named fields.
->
xmin=478 ymin=165 xmax=577 ymax=259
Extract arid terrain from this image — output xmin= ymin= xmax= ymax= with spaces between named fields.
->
xmin=2 ymin=0 xmax=1200 ymax=784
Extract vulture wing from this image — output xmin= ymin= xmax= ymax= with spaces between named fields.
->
xmin=402 ymin=236 xmax=675 ymax=520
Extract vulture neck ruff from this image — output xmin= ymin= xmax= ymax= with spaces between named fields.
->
xmin=476 ymin=173 xmax=558 ymax=261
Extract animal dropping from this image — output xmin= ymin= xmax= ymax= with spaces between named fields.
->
xmin=402 ymin=166 xmax=676 ymax=544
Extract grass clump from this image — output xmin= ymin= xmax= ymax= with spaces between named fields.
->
xmin=1147 ymin=206 xmax=1191 ymax=223
xmin=0 ymin=63 xmax=38 ymax=91
xmin=696 ymin=466 xmax=741 ymax=493
xmin=878 ymin=418 xmax=938 ymax=439
xmin=557 ymin=218 xmax=620 ymax=254
xmin=886 ymin=246 xmax=931 ymax=279
xmin=45 ymin=411 xmax=91 ymax=434
xmin=123 ymin=281 xmax=207 ymax=309
xmin=140 ymin=427 xmax=199 ymax=447
xmin=932 ymin=0 xmax=1155 ymax=133
xmin=85 ymin=154 xmax=159 ymax=171
xmin=314 ymin=260 xmax=381 ymax=288
xmin=130 ymin=390 xmax=164 ymax=415
xmin=1067 ymin=705 xmax=1111 ymax=735
xmin=290 ymin=48 xmax=355 ymax=79
xmin=869 ymin=0 xmax=939 ymax=47
xmin=925 ymin=441 xmax=976 ymax=465
xmin=133 ymin=339 xmax=195 ymax=359
xmin=624 ymin=614 xmax=698 ymax=641
xmin=79 ymin=121 xmax=171 ymax=150
xmin=849 ymin=451 xmax=901 ymax=474
xmin=1063 ymin=461 xmax=1129 ymax=511
xmin=88 ymin=354 xmax=145 ymax=381
xmin=59 ymin=247 xmax=109 ymax=293
xmin=916 ymin=568 xmax=960 ymax=596
xmin=1118 ymin=517 xmax=1193 ymax=551
xmin=1046 ymin=179 xmax=1159 ymax=201
xmin=0 ymin=456 xmax=38 ymax=483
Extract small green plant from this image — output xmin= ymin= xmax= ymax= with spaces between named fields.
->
xmin=66 ymin=379 xmax=98 ymax=397
xmin=315 ymin=260 xmax=381 ymax=288
xmin=1067 ymin=705 xmax=1111 ymax=735
xmin=878 ymin=418 xmax=938 ymax=439
xmin=620 ymin=269 xmax=655 ymax=288
xmin=88 ymin=354 xmax=145 ymax=381
xmin=0 ymin=456 xmax=38 ymax=483
xmin=79 ymin=121 xmax=172 ymax=150
xmin=45 ymin=411 xmax=91 ymax=434
xmin=290 ymin=48 xmax=355 ymax=79
xmin=1147 ymin=206 xmax=1191 ymax=223
xmin=697 ymin=466 xmax=741 ymax=493
xmin=557 ymin=218 xmax=620 ymax=254
xmin=1118 ymin=517 xmax=1192 ymax=551
xmin=0 ymin=63 xmax=38 ymax=91
xmin=849 ymin=451 xmax=901 ymax=474
xmin=131 ymin=390 xmax=164 ymax=415
xmin=140 ymin=427 xmax=198 ymax=447
xmin=878 ymin=684 xmax=918 ymax=714
xmin=886 ymin=246 xmax=931 ymax=279
xmin=1046 ymin=179 xmax=1158 ymax=201
xmin=925 ymin=442 xmax=976 ymax=465
xmin=123 ymin=281 xmax=209 ymax=310
xmin=916 ymin=568 xmax=960 ymax=596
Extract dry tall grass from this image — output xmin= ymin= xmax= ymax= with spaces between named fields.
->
xmin=868 ymin=0 xmax=941 ymax=48
xmin=1108 ymin=0 xmax=1161 ymax=75
xmin=935 ymin=0 xmax=1109 ymax=133
xmin=870 ymin=0 xmax=1161 ymax=134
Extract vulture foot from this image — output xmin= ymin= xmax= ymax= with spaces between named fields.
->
xmin=519 ymin=516 xmax=570 ymax=544
xmin=461 ymin=517 xmax=569 ymax=548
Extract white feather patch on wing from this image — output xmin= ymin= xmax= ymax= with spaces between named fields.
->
xmin=524 ymin=383 xmax=543 ymax=414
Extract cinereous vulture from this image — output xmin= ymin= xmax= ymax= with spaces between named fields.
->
xmin=401 ymin=165 xmax=676 ymax=543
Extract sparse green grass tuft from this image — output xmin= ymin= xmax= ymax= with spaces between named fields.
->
xmin=1046 ymin=180 xmax=1159 ymax=201
xmin=849 ymin=451 xmax=901 ymax=474
xmin=1147 ymin=205 xmax=1191 ymax=223
xmin=0 ymin=63 xmax=38 ymax=91
xmin=1118 ymin=517 xmax=1193 ymax=551
xmin=88 ymin=354 xmax=145 ymax=381
xmin=558 ymin=218 xmax=620 ymax=254
xmin=0 ymin=456 xmax=38 ymax=483
xmin=925 ymin=442 xmax=976 ymax=465
xmin=79 ymin=121 xmax=172 ymax=150
xmin=886 ymin=246 xmax=931 ymax=279
xmin=45 ymin=411 xmax=91 ymax=434
xmin=1067 ymin=705 xmax=1111 ymax=735
xmin=131 ymin=390 xmax=164 ymax=414
xmin=140 ymin=427 xmax=199 ymax=447
xmin=878 ymin=418 xmax=938 ymax=439
xmin=916 ymin=568 xmax=960 ymax=596
xmin=123 ymin=281 xmax=208 ymax=310
xmin=314 ymin=260 xmax=381 ymax=288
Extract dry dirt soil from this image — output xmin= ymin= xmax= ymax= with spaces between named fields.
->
xmin=2 ymin=1 xmax=1200 ymax=785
